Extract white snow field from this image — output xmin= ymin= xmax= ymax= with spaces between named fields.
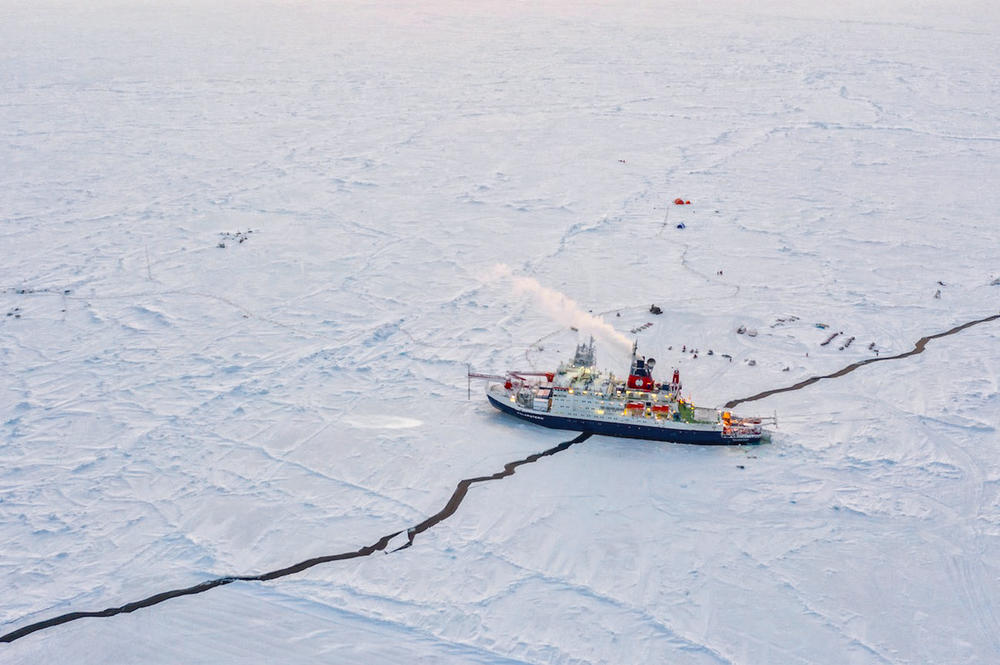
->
xmin=3 ymin=0 xmax=999 ymax=662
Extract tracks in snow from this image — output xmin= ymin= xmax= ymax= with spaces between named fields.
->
xmin=0 ymin=433 xmax=592 ymax=644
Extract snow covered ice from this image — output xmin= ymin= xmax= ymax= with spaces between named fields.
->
xmin=2 ymin=0 xmax=999 ymax=662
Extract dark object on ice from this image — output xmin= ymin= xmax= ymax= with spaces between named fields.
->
xmin=821 ymin=331 xmax=841 ymax=346
xmin=991 ymin=277 xmax=1000 ymax=286
xmin=747 ymin=359 xmax=756 ymax=366
xmin=676 ymin=222 xmax=686 ymax=229
xmin=220 ymin=229 xmax=253 ymax=246
xmin=934 ymin=289 xmax=941 ymax=299
xmin=771 ymin=315 xmax=799 ymax=328
xmin=782 ymin=367 xmax=790 ymax=372
xmin=616 ymin=312 xmax=621 ymax=317
xmin=650 ymin=304 xmax=662 ymax=315
xmin=737 ymin=325 xmax=746 ymax=334
xmin=937 ymin=280 xmax=945 ymax=286
xmin=673 ymin=198 xmax=685 ymax=205
xmin=815 ymin=323 xmax=829 ymax=329
xmin=707 ymin=349 xmax=713 ymax=355
xmin=721 ymin=353 xmax=732 ymax=362
xmin=737 ymin=465 xmax=745 ymax=469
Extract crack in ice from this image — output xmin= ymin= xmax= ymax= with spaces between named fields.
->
xmin=724 ymin=312 xmax=1000 ymax=409
xmin=0 ymin=432 xmax=592 ymax=644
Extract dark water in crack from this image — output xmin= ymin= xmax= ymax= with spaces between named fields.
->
xmin=724 ymin=312 xmax=1000 ymax=409
xmin=0 ymin=432 xmax=591 ymax=644
xmin=6 ymin=312 xmax=997 ymax=644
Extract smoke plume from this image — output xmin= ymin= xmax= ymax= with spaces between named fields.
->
xmin=491 ymin=264 xmax=632 ymax=355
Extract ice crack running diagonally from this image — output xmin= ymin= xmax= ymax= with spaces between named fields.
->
xmin=724 ymin=312 xmax=1000 ymax=409
xmin=0 ymin=433 xmax=593 ymax=644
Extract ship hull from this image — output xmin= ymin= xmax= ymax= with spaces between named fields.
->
xmin=488 ymin=393 xmax=760 ymax=445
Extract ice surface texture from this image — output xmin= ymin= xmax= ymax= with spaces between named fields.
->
xmin=3 ymin=0 xmax=999 ymax=663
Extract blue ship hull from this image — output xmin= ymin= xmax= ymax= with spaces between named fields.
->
xmin=487 ymin=394 xmax=760 ymax=445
